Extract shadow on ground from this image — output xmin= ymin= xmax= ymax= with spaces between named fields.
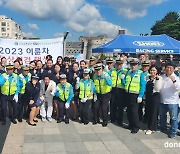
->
xmin=0 ymin=120 xmax=11 ymax=153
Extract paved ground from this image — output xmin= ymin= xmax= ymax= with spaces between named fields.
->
xmin=1 ymin=117 xmax=180 ymax=154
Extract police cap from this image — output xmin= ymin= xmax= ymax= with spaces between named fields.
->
xmin=94 ymin=63 xmax=102 ymax=70
xmin=130 ymin=58 xmax=139 ymax=65
xmin=60 ymin=74 xmax=67 ymax=79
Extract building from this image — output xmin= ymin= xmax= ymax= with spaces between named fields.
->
xmin=65 ymin=35 xmax=114 ymax=59
xmin=0 ymin=15 xmax=23 ymax=39
xmin=79 ymin=35 xmax=114 ymax=59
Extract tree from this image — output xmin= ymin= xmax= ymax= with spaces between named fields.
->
xmin=151 ymin=11 xmax=180 ymax=40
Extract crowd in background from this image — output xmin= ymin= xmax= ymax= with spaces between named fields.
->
xmin=0 ymin=52 xmax=180 ymax=138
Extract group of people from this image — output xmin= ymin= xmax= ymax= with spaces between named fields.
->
xmin=0 ymin=53 xmax=180 ymax=138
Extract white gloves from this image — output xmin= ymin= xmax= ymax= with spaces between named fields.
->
xmin=65 ymin=103 xmax=70 ymax=109
xmin=76 ymin=77 xmax=80 ymax=83
xmin=137 ymin=97 xmax=142 ymax=103
xmin=13 ymin=94 xmax=18 ymax=103
xmin=40 ymin=96 xmax=45 ymax=102
xmin=56 ymin=86 xmax=60 ymax=91
xmin=81 ymin=97 xmax=88 ymax=103
xmin=120 ymin=74 xmax=125 ymax=79
xmin=104 ymin=73 xmax=109 ymax=78
xmin=4 ymin=75 xmax=9 ymax=80
xmin=94 ymin=95 xmax=97 ymax=102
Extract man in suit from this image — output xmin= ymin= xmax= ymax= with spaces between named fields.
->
xmin=39 ymin=74 xmax=56 ymax=122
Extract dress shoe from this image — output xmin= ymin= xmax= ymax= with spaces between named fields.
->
xmin=84 ymin=122 xmax=89 ymax=125
xmin=65 ymin=119 xmax=69 ymax=124
xmin=33 ymin=119 xmax=38 ymax=123
xmin=92 ymin=121 xmax=97 ymax=125
xmin=28 ymin=122 xmax=36 ymax=126
xmin=2 ymin=121 xmax=6 ymax=125
xmin=102 ymin=123 xmax=107 ymax=127
xmin=57 ymin=119 xmax=62 ymax=123
xmin=18 ymin=119 xmax=23 ymax=123
xmin=11 ymin=119 xmax=17 ymax=124
xmin=131 ymin=128 xmax=139 ymax=134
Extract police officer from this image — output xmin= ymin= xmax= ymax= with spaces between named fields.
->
xmin=114 ymin=57 xmax=128 ymax=126
xmin=138 ymin=60 xmax=150 ymax=122
xmin=25 ymin=74 xmax=40 ymax=126
xmin=18 ymin=65 xmax=32 ymax=122
xmin=105 ymin=57 xmax=117 ymax=123
xmin=93 ymin=63 xmax=112 ymax=127
xmin=123 ymin=58 xmax=146 ymax=133
xmin=0 ymin=63 xmax=20 ymax=125
xmin=56 ymin=74 xmax=74 ymax=124
xmin=76 ymin=69 xmax=95 ymax=125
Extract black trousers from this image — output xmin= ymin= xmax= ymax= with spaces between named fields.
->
xmin=18 ymin=93 xmax=27 ymax=120
xmin=79 ymin=99 xmax=92 ymax=123
xmin=116 ymin=88 xmax=126 ymax=124
xmin=94 ymin=92 xmax=111 ymax=124
xmin=58 ymin=100 xmax=70 ymax=120
xmin=110 ymin=88 xmax=117 ymax=121
xmin=127 ymin=93 xmax=139 ymax=129
xmin=147 ymin=93 xmax=160 ymax=131
xmin=1 ymin=94 xmax=18 ymax=122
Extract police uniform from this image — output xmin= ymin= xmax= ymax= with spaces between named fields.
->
xmin=105 ymin=57 xmax=117 ymax=122
xmin=0 ymin=64 xmax=20 ymax=125
xmin=18 ymin=66 xmax=31 ymax=122
xmin=114 ymin=58 xmax=128 ymax=125
xmin=77 ymin=69 xmax=95 ymax=124
xmin=93 ymin=63 xmax=112 ymax=127
xmin=56 ymin=74 xmax=74 ymax=124
xmin=123 ymin=58 xmax=146 ymax=133
xmin=138 ymin=60 xmax=150 ymax=122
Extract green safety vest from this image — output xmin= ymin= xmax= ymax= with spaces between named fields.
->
xmin=19 ymin=73 xmax=31 ymax=94
xmin=110 ymin=68 xmax=117 ymax=87
xmin=115 ymin=68 xmax=128 ymax=89
xmin=93 ymin=72 xmax=112 ymax=94
xmin=79 ymin=79 xmax=93 ymax=99
xmin=57 ymin=82 xmax=71 ymax=101
xmin=125 ymin=70 xmax=142 ymax=94
xmin=1 ymin=73 xmax=18 ymax=95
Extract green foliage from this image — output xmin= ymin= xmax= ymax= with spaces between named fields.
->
xmin=151 ymin=11 xmax=180 ymax=40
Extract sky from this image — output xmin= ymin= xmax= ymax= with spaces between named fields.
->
xmin=0 ymin=0 xmax=179 ymax=41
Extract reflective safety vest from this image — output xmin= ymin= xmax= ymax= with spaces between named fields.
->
xmin=79 ymin=79 xmax=93 ymax=99
xmin=110 ymin=68 xmax=117 ymax=87
xmin=125 ymin=70 xmax=142 ymax=94
xmin=93 ymin=72 xmax=112 ymax=94
xmin=1 ymin=73 xmax=18 ymax=95
xmin=19 ymin=73 xmax=31 ymax=94
xmin=57 ymin=82 xmax=71 ymax=101
xmin=115 ymin=68 xmax=128 ymax=89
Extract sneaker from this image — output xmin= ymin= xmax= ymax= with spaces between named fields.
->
xmin=168 ymin=133 xmax=176 ymax=138
xmin=42 ymin=117 xmax=46 ymax=122
xmin=47 ymin=117 xmax=52 ymax=122
xmin=145 ymin=130 xmax=154 ymax=135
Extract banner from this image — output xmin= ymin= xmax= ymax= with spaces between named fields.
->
xmin=0 ymin=37 xmax=64 ymax=64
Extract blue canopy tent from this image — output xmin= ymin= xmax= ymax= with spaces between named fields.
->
xmin=92 ymin=34 xmax=180 ymax=54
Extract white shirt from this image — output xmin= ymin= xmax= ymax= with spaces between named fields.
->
xmin=160 ymin=73 xmax=180 ymax=104
xmin=39 ymin=80 xmax=56 ymax=100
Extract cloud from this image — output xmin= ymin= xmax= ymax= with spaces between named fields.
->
xmin=53 ymin=32 xmax=64 ymax=38
xmin=4 ymin=0 xmax=84 ymax=21
xmin=67 ymin=4 xmax=102 ymax=32
xmin=2 ymin=0 xmax=128 ymax=37
xmin=22 ymin=32 xmax=36 ymax=38
xmin=28 ymin=23 xmax=39 ymax=30
xmin=85 ymin=19 xmax=128 ymax=37
xmin=98 ymin=0 xmax=165 ymax=19
xmin=0 ymin=0 xmax=3 ymax=5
